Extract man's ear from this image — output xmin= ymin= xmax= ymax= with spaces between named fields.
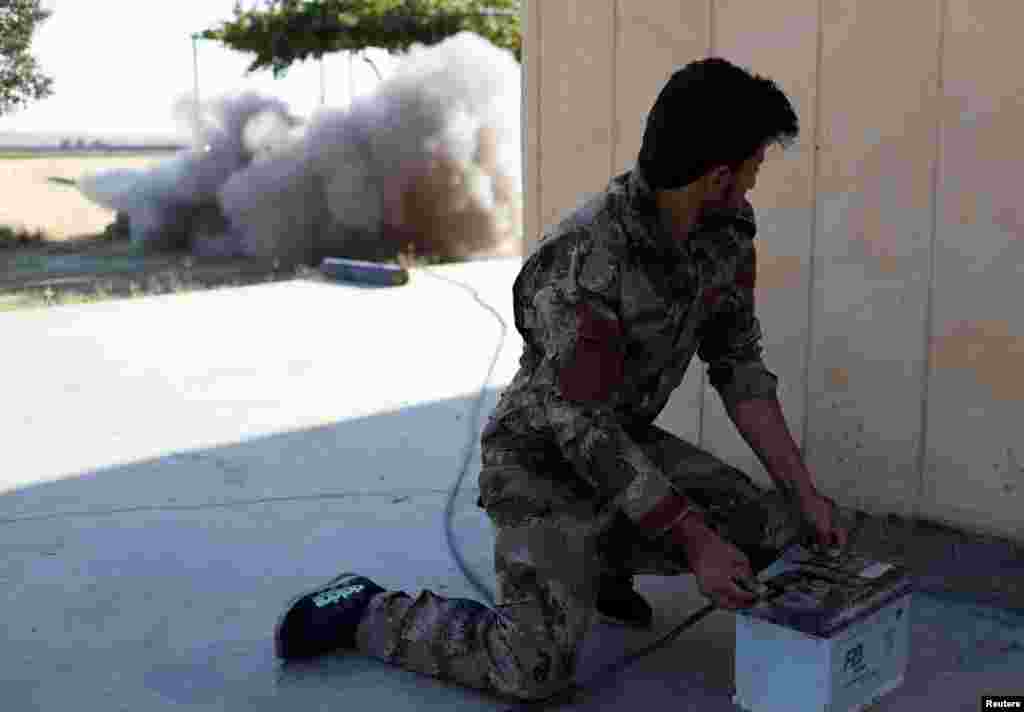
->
xmin=704 ymin=165 xmax=733 ymax=201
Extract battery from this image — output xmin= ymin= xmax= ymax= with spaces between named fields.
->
xmin=733 ymin=544 xmax=914 ymax=712
xmin=320 ymin=257 xmax=410 ymax=286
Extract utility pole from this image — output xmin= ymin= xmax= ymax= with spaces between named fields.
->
xmin=191 ymin=33 xmax=202 ymax=144
xmin=348 ymin=51 xmax=355 ymax=109
xmin=320 ymin=55 xmax=326 ymax=106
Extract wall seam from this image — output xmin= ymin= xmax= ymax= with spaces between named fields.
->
xmin=799 ymin=0 xmax=825 ymax=467
xmin=708 ymin=0 xmax=715 ymax=56
xmin=520 ymin=0 xmax=529 ymax=251
xmin=698 ymin=0 xmax=715 ymax=447
xmin=534 ymin=0 xmax=542 ymax=250
xmin=611 ymin=0 xmax=619 ymax=176
xmin=915 ymin=0 xmax=948 ymax=523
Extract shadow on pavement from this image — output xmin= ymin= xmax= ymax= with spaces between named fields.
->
xmin=2 ymin=389 xmax=1024 ymax=711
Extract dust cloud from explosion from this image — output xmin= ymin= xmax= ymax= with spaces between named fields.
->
xmin=77 ymin=32 xmax=522 ymax=264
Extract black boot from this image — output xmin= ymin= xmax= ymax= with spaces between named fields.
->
xmin=274 ymin=572 xmax=387 ymax=660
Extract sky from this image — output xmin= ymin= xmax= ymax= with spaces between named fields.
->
xmin=0 ymin=0 xmax=399 ymax=138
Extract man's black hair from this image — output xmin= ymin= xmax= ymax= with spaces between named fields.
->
xmin=638 ymin=57 xmax=800 ymax=191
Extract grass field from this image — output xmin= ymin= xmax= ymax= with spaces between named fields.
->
xmin=0 ymin=150 xmax=182 ymax=160
xmin=0 ymin=153 xmax=173 ymax=242
xmin=0 ymin=151 xmax=295 ymax=311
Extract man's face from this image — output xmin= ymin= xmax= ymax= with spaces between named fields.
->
xmin=654 ymin=145 xmax=769 ymax=242
xmin=702 ymin=145 xmax=767 ymax=212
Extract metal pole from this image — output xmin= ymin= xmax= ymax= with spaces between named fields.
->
xmin=192 ymin=34 xmax=201 ymax=144
xmin=348 ymin=51 xmax=354 ymax=109
xmin=320 ymin=55 xmax=326 ymax=106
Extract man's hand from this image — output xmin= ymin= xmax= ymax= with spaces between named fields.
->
xmin=798 ymin=489 xmax=848 ymax=552
xmin=671 ymin=516 xmax=757 ymax=610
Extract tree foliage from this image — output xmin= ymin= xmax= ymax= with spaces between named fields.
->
xmin=0 ymin=0 xmax=55 ymax=115
xmin=198 ymin=0 xmax=520 ymax=79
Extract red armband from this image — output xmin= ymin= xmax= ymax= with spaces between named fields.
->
xmin=736 ymin=265 xmax=756 ymax=290
xmin=558 ymin=302 xmax=625 ymax=403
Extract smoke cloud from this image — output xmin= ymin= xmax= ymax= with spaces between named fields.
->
xmin=77 ymin=31 xmax=522 ymax=264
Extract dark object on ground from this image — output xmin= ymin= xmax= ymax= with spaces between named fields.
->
xmin=320 ymin=257 xmax=409 ymax=286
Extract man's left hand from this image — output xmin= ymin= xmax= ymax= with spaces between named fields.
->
xmin=798 ymin=489 xmax=848 ymax=552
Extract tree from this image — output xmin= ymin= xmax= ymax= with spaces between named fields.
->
xmin=199 ymin=0 xmax=520 ymax=80
xmin=0 ymin=0 xmax=55 ymax=115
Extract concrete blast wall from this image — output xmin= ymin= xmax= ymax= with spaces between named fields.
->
xmin=522 ymin=0 xmax=1023 ymax=543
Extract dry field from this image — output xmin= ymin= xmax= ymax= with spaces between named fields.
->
xmin=0 ymin=152 xmax=307 ymax=311
xmin=0 ymin=153 xmax=173 ymax=240
xmin=0 ymin=152 xmax=521 ymax=311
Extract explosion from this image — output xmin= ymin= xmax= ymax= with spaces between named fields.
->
xmin=77 ymin=31 xmax=522 ymax=265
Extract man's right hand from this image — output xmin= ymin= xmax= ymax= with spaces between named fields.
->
xmin=670 ymin=515 xmax=758 ymax=611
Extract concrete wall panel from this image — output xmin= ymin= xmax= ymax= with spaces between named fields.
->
xmin=923 ymin=0 xmax=1024 ymax=539
xmin=532 ymin=1 xmax=615 ymax=252
xmin=612 ymin=0 xmax=710 ymax=176
xmin=698 ymin=0 xmax=820 ymax=487
xmin=801 ymin=0 xmax=943 ymax=518
xmin=522 ymin=0 xmax=1023 ymax=542
xmin=522 ymin=0 xmax=541 ymax=257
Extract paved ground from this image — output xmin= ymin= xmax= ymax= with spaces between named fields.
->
xmin=1 ymin=257 xmax=1021 ymax=711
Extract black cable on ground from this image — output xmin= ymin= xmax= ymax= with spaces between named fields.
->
xmin=320 ymin=261 xmax=865 ymax=709
xmin=417 ymin=265 xmax=509 ymax=609
xmin=418 ymin=264 xmax=732 ymax=711
xmin=322 ymin=260 xmax=865 ymax=709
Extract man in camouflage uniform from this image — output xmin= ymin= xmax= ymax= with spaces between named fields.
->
xmin=274 ymin=57 xmax=848 ymax=703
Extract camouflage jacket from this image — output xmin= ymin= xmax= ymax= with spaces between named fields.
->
xmin=480 ymin=165 xmax=779 ymax=541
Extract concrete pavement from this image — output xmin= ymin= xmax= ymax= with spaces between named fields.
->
xmin=2 ymin=257 xmax=1022 ymax=711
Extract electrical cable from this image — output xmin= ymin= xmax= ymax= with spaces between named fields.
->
xmin=419 ymin=262 xmax=869 ymax=710
xmin=319 ymin=261 xmax=861 ymax=710
xmin=418 ymin=264 xmax=734 ymax=711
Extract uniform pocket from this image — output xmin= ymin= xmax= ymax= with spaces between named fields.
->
xmin=479 ymin=463 xmax=597 ymax=518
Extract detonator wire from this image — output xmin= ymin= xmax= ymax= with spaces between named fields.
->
xmin=419 ymin=265 xmax=735 ymax=711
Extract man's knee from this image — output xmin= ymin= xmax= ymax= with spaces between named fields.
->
xmin=497 ymin=633 xmax=576 ymax=702
xmin=488 ymin=600 xmax=586 ymax=701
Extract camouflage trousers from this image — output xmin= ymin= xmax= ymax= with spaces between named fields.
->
xmin=352 ymin=424 xmax=804 ymax=702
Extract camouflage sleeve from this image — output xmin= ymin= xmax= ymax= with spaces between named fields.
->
xmin=697 ymin=234 xmax=779 ymax=410
xmin=530 ymin=240 xmax=704 ymax=541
